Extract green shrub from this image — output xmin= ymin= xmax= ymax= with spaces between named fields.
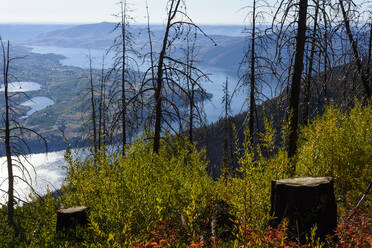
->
xmin=296 ymin=102 xmax=372 ymax=202
xmin=218 ymin=117 xmax=291 ymax=244
xmin=0 ymin=191 xmax=60 ymax=247
xmin=62 ymin=134 xmax=216 ymax=246
xmin=0 ymin=103 xmax=370 ymax=247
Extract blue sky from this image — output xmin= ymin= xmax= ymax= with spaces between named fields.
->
xmin=1 ymin=0 xmax=249 ymax=24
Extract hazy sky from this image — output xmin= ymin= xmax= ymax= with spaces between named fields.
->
xmin=1 ymin=0 xmax=249 ymax=25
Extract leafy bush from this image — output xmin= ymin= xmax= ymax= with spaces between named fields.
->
xmin=62 ymin=135 xmax=216 ymax=246
xmin=0 ymin=191 xmax=60 ymax=247
xmin=218 ymin=117 xmax=292 ymax=244
xmin=296 ymin=102 xmax=372 ymax=202
xmin=0 ymin=103 xmax=370 ymax=247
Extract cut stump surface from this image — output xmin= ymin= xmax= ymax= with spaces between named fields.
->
xmin=56 ymin=206 xmax=89 ymax=232
xmin=270 ymin=177 xmax=337 ymax=243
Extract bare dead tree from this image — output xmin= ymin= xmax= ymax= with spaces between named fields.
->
xmin=249 ymin=0 xmax=257 ymax=141
xmin=368 ymin=22 xmax=372 ymax=83
xmin=1 ymin=38 xmax=15 ymax=230
xmin=270 ymin=1 xmax=299 ymax=116
xmin=238 ymin=0 xmax=273 ymax=142
xmin=97 ymin=56 xmax=112 ymax=151
xmin=368 ymin=21 xmax=372 ymax=85
xmin=302 ymin=0 xmax=320 ymax=122
xmin=338 ymin=0 xmax=371 ymax=98
xmin=271 ymin=0 xmax=309 ymax=174
xmin=88 ymin=55 xmax=98 ymax=154
xmin=267 ymin=0 xmax=309 ymax=175
xmin=287 ymin=0 xmax=308 ymax=174
xmin=0 ymin=39 xmax=47 ymax=234
xmin=152 ymin=0 xmax=179 ymax=153
xmin=359 ymin=10 xmax=372 ymax=90
xmin=181 ymin=30 xmax=209 ymax=143
xmin=109 ymin=0 xmax=141 ymax=155
xmin=222 ymin=78 xmax=233 ymax=176
xmin=186 ymin=35 xmax=196 ymax=143
xmin=120 ymin=0 xmax=127 ymax=155
xmin=321 ymin=0 xmax=331 ymax=100
xmin=142 ymin=0 xmax=215 ymax=153
xmin=80 ymin=54 xmax=114 ymax=154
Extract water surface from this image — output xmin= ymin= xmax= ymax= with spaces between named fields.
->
xmin=0 ymin=81 xmax=41 ymax=92
xmin=0 ymin=150 xmax=67 ymax=203
xmin=21 ymin=96 xmax=54 ymax=117
xmin=28 ymin=45 xmax=115 ymax=69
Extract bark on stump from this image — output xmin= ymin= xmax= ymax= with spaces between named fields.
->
xmin=56 ymin=206 xmax=89 ymax=233
xmin=269 ymin=177 xmax=337 ymax=243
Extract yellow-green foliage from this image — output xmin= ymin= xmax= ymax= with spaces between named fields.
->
xmin=0 ymin=103 xmax=370 ymax=247
xmin=0 ymin=191 xmax=60 ymax=247
xmin=296 ymin=102 xmax=372 ymax=202
xmin=217 ymin=102 xmax=371 ymax=244
xmin=62 ymin=135 xmax=216 ymax=246
xmin=218 ymin=117 xmax=291 ymax=243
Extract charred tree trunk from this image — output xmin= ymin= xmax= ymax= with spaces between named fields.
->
xmin=322 ymin=1 xmax=328 ymax=100
xmin=153 ymin=0 xmax=181 ymax=153
xmin=288 ymin=0 xmax=308 ymax=175
xmin=98 ymin=59 xmax=106 ymax=150
xmin=222 ymin=78 xmax=232 ymax=176
xmin=303 ymin=0 xmax=319 ymax=123
xmin=367 ymin=23 xmax=372 ymax=85
xmin=2 ymin=40 xmax=14 ymax=230
xmin=187 ymin=36 xmax=195 ymax=143
xmin=121 ymin=0 xmax=127 ymax=156
xmin=189 ymin=82 xmax=194 ymax=143
xmin=249 ymin=0 xmax=256 ymax=142
xmin=339 ymin=0 xmax=371 ymax=98
xmin=88 ymin=57 xmax=97 ymax=154
xmin=269 ymin=177 xmax=337 ymax=244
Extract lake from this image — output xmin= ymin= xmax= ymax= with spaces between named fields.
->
xmin=28 ymin=45 xmax=116 ymax=69
xmin=0 ymin=150 xmax=67 ymax=203
xmin=0 ymin=81 xmax=41 ymax=92
xmin=0 ymin=45 xmax=254 ymax=203
xmin=28 ymin=45 xmax=249 ymax=123
xmin=0 ymin=81 xmax=55 ymax=118
xmin=20 ymin=96 xmax=55 ymax=117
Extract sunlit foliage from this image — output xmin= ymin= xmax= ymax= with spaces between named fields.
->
xmin=0 ymin=103 xmax=370 ymax=247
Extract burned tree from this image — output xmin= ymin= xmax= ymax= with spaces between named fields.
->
xmin=338 ymin=0 xmax=371 ymax=98
xmin=143 ymin=0 xmax=214 ymax=153
xmin=1 ymin=39 xmax=14 ymax=230
xmin=287 ymin=0 xmax=308 ymax=173
xmin=110 ymin=0 xmax=140 ymax=155
xmin=271 ymin=0 xmax=309 ymax=174
xmin=182 ymin=30 xmax=209 ymax=143
xmin=0 ymin=39 xmax=47 ymax=233
xmin=248 ymin=0 xmax=257 ymax=141
xmin=88 ymin=55 xmax=97 ymax=154
xmin=239 ymin=0 xmax=272 ymax=142
xmin=302 ymin=0 xmax=320 ymax=122
xmin=222 ymin=78 xmax=233 ymax=176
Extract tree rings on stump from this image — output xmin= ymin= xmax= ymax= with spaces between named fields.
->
xmin=269 ymin=177 xmax=337 ymax=243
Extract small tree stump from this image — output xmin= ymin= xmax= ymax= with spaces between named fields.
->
xmin=269 ymin=177 xmax=337 ymax=243
xmin=56 ymin=206 xmax=89 ymax=232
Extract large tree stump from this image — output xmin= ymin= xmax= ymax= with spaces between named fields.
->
xmin=269 ymin=177 xmax=337 ymax=243
xmin=56 ymin=206 xmax=89 ymax=232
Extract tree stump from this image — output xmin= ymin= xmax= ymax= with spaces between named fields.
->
xmin=269 ymin=177 xmax=337 ymax=243
xmin=56 ymin=206 xmax=89 ymax=232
